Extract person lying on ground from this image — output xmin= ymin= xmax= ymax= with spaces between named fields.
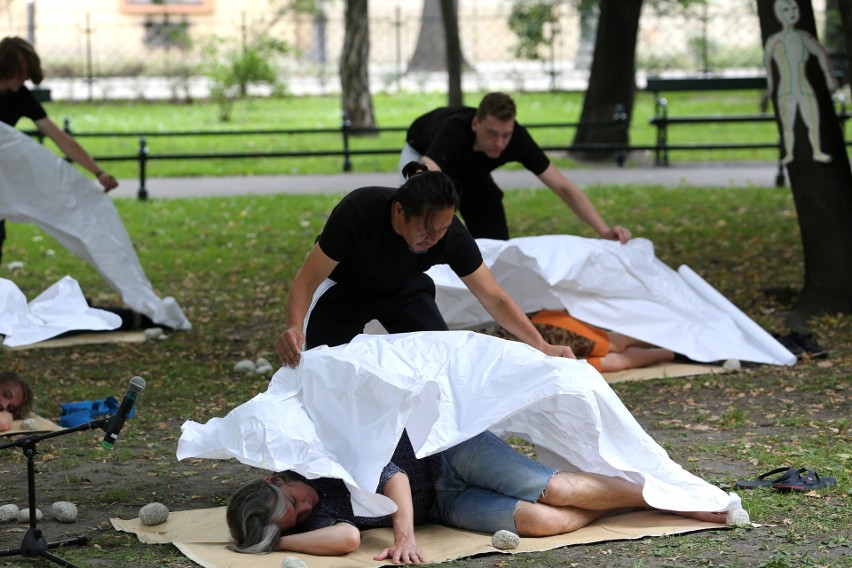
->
xmin=482 ymin=309 xmax=675 ymax=373
xmin=226 ymin=430 xmax=729 ymax=562
xmin=0 ymin=371 xmax=34 ymax=432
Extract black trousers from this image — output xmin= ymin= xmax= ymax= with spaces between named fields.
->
xmin=457 ymin=175 xmax=510 ymax=240
xmin=305 ymin=273 xmax=448 ymax=349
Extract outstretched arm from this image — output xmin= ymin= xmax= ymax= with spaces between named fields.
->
xmin=277 ymin=523 xmax=361 ymax=556
xmin=34 ymin=117 xmax=118 ymax=191
xmin=537 ymin=164 xmax=630 ymax=243
xmin=275 ymin=243 xmax=338 ymax=367
xmin=374 ymin=472 xmax=426 ymax=564
xmin=461 ymin=264 xmax=575 ymax=359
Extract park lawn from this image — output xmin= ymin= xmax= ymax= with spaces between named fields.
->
xmin=1 ymin=185 xmax=848 ymax=567
xmin=33 ymin=90 xmax=783 ymax=180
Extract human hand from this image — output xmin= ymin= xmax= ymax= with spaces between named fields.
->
xmin=543 ymin=343 xmax=576 ymax=359
xmin=373 ymin=537 xmax=427 ymax=564
xmin=0 ymin=410 xmax=13 ymax=432
xmin=96 ymin=171 xmax=119 ymax=192
xmin=276 ymin=327 xmax=305 ymax=368
xmin=602 ymin=225 xmax=631 ymax=244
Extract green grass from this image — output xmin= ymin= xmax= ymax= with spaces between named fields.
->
xmin=30 ymin=90 xmax=787 ymax=179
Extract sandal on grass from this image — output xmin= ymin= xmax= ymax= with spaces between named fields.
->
xmin=772 ymin=468 xmax=837 ymax=491
xmin=735 ymin=467 xmax=798 ymax=489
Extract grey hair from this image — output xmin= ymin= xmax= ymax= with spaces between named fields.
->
xmin=226 ymin=479 xmax=287 ymax=554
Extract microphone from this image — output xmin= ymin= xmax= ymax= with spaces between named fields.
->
xmin=102 ymin=376 xmax=146 ymax=449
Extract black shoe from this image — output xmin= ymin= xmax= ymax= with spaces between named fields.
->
xmin=790 ymin=332 xmax=828 ymax=358
xmin=773 ymin=332 xmax=805 ymax=357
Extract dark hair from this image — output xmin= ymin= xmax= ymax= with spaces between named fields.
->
xmin=0 ymin=371 xmax=34 ymax=419
xmin=395 ymin=161 xmax=460 ymax=226
xmin=0 ymin=37 xmax=43 ymax=84
xmin=476 ymin=92 xmax=516 ymax=122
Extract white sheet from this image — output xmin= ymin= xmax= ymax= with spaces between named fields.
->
xmin=177 ymin=331 xmax=737 ymax=518
xmin=0 ymin=276 xmax=121 ymax=346
xmin=0 ymin=122 xmax=190 ymax=331
xmin=426 ymin=236 xmax=795 ymax=366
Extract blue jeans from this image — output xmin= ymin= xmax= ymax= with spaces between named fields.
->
xmin=433 ymin=431 xmax=557 ymax=534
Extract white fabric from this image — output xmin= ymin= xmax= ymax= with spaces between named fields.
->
xmin=0 ymin=122 xmax=190 ymax=330
xmin=426 ymin=236 xmax=795 ymax=366
xmin=177 ymin=331 xmax=737 ymax=518
xmin=0 ymin=276 xmax=121 ymax=346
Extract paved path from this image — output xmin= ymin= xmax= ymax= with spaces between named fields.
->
xmin=110 ymin=162 xmax=786 ymax=200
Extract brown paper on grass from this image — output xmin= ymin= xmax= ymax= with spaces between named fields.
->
xmin=2 ymin=414 xmax=64 ymax=435
xmin=112 ymin=508 xmax=726 ymax=568
xmin=603 ymin=361 xmax=725 ymax=384
xmin=4 ymin=330 xmax=146 ymax=351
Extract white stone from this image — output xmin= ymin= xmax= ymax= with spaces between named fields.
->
xmin=17 ymin=508 xmax=42 ymax=523
xmin=144 ymin=327 xmax=163 ymax=340
xmin=234 ymin=359 xmax=256 ymax=373
xmin=491 ymin=529 xmax=520 ymax=550
xmin=255 ymin=358 xmax=274 ymax=374
xmin=19 ymin=418 xmax=38 ymax=430
xmin=139 ymin=502 xmax=169 ymax=526
xmin=51 ymin=501 xmax=78 ymax=523
xmin=722 ymin=358 xmax=741 ymax=372
xmin=0 ymin=504 xmax=19 ymax=523
xmin=281 ymin=556 xmax=308 ymax=568
xmin=726 ymin=508 xmax=751 ymax=527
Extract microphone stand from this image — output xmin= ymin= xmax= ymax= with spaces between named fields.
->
xmin=0 ymin=418 xmax=110 ymax=568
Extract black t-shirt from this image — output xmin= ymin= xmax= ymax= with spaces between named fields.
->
xmin=406 ymin=106 xmax=550 ymax=181
xmin=290 ymin=432 xmax=440 ymax=533
xmin=318 ymin=187 xmax=483 ymax=295
xmin=0 ymin=85 xmax=47 ymax=126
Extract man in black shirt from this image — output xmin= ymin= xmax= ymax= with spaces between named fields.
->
xmin=275 ymin=164 xmax=576 ymax=368
xmin=401 ymin=92 xmax=631 ymax=242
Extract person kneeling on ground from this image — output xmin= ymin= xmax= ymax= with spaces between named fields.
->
xmin=0 ymin=371 xmax=34 ymax=432
xmin=226 ymin=430 xmax=728 ymax=563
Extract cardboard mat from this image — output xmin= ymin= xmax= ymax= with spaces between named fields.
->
xmin=2 ymin=414 xmax=64 ymax=435
xmin=112 ymin=507 xmax=727 ymax=568
xmin=3 ymin=330 xmax=146 ymax=350
xmin=602 ymin=361 xmax=725 ymax=384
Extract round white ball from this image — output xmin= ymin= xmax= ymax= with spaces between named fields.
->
xmin=722 ymin=358 xmax=741 ymax=372
xmin=281 ymin=556 xmax=308 ymax=568
xmin=491 ymin=529 xmax=520 ymax=550
xmin=51 ymin=501 xmax=78 ymax=523
xmin=726 ymin=508 xmax=751 ymax=527
xmin=139 ymin=502 xmax=169 ymax=526
xmin=233 ymin=359 xmax=256 ymax=373
xmin=17 ymin=508 xmax=42 ymax=523
xmin=0 ymin=504 xmax=19 ymax=523
xmin=19 ymin=418 xmax=39 ymax=430
xmin=144 ymin=327 xmax=164 ymax=340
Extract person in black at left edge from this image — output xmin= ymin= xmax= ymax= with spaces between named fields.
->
xmin=0 ymin=36 xmax=118 ymax=264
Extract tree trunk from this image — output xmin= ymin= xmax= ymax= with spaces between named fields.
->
xmin=408 ymin=0 xmax=446 ymax=72
xmin=571 ymin=0 xmax=642 ymax=162
xmin=440 ymin=0 xmax=463 ymax=105
xmin=757 ymin=0 xmax=852 ymax=319
xmin=340 ymin=0 xmax=375 ymax=129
